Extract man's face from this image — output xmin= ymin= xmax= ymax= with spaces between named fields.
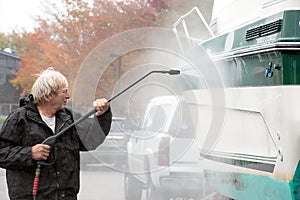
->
xmin=50 ymin=83 xmax=70 ymax=111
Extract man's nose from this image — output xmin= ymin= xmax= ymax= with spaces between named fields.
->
xmin=66 ymin=92 xmax=70 ymax=99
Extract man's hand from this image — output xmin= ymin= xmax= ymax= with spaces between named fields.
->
xmin=32 ymin=144 xmax=51 ymax=161
xmin=93 ymin=98 xmax=110 ymax=116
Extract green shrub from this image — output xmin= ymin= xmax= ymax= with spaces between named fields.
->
xmin=0 ymin=115 xmax=7 ymax=127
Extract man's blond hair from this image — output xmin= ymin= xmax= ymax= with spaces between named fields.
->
xmin=31 ymin=68 xmax=68 ymax=103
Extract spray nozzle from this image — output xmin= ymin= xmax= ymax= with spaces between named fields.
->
xmin=165 ymin=69 xmax=180 ymax=75
xmin=154 ymin=69 xmax=180 ymax=75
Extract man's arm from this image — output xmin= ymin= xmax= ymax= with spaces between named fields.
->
xmin=76 ymin=99 xmax=112 ymax=151
xmin=0 ymin=112 xmax=34 ymax=169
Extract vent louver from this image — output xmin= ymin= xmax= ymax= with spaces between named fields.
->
xmin=245 ymin=19 xmax=282 ymax=41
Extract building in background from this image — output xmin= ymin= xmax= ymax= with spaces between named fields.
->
xmin=0 ymin=48 xmax=20 ymax=115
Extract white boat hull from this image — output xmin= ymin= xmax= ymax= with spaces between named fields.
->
xmin=184 ymin=86 xmax=300 ymax=199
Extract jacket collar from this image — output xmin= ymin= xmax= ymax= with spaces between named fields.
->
xmin=26 ymin=101 xmax=72 ymax=127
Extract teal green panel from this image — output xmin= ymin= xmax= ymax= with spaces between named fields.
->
xmin=280 ymin=10 xmax=300 ymax=42
xmin=282 ymin=52 xmax=300 ymax=84
xmin=205 ymin=171 xmax=293 ymax=200
xmin=215 ymin=51 xmax=283 ymax=87
xmin=291 ymin=161 xmax=300 ymax=200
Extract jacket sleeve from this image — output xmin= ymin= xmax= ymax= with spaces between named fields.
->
xmin=76 ymin=108 xmax=112 ymax=151
xmin=96 ymin=107 xmax=113 ymax=136
xmin=0 ymin=111 xmax=34 ymax=170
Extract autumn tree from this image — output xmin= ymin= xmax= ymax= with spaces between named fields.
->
xmin=10 ymin=0 xmax=213 ymax=113
xmin=11 ymin=0 xmax=160 ymax=102
xmin=11 ymin=27 xmax=64 ymax=94
xmin=0 ymin=32 xmax=20 ymax=51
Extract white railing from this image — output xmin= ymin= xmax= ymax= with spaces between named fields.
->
xmin=0 ymin=103 xmax=18 ymax=116
xmin=172 ymin=7 xmax=214 ymax=54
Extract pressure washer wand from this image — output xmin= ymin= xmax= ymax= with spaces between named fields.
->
xmin=32 ymin=69 xmax=180 ymax=199
xmin=109 ymin=69 xmax=180 ymax=102
xmin=40 ymin=69 xmax=180 ymax=146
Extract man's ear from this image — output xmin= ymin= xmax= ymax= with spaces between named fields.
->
xmin=47 ymin=93 xmax=54 ymax=100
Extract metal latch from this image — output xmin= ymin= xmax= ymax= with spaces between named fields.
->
xmin=265 ymin=62 xmax=273 ymax=78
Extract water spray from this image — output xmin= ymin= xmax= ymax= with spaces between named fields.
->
xmin=32 ymin=69 xmax=180 ymax=200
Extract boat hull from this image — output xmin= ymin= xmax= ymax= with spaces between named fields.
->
xmin=184 ymin=86 xmax=300 ymax=199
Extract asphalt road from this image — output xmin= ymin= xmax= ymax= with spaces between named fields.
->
xmin=79 ymin=167 xmax=125 ymax=200
xmin=0 ymin=168 xmax=8 ymax=200
xmin=0 ymin=167 xmax=220 ymax=200
xmin=0 ymin=167 xmax=126 ymax=200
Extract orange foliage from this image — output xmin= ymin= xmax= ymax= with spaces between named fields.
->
xmin=12 ymin=0 xmax=159 ymax=101
xmin=11 ymin=0 xmax=212 ymax=110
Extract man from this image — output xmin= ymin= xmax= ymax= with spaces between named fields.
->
xmin=0 ymin=68 xmax=112 ymax=199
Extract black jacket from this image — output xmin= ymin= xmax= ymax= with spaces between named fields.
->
xmin=0 ymin=97 xmax=112 ymax=200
